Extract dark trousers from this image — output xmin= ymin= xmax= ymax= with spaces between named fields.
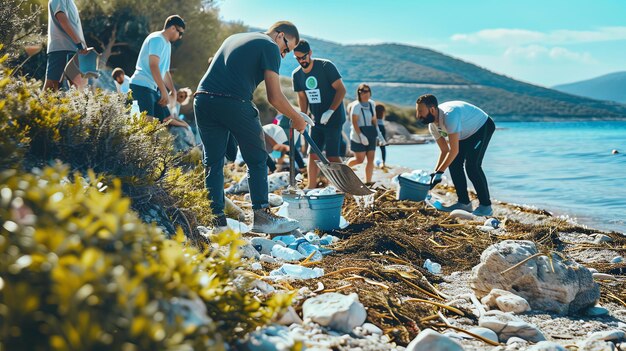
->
xmin=194 ymin=94 xmax=269 ymax=216
xmin=449 ymin=117 xmax=495 ymax=206
xmin=378 ymin=124 xmax=387 ymax=163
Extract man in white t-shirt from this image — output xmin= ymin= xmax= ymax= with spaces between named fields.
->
xmin=416 ymin=94 xmax=496 ymax=216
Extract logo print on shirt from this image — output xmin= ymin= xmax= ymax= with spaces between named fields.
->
xmin=305 ymin=76 xmax=318 ymax=90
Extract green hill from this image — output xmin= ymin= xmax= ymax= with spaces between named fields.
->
xmin=278 ymin=37 xmax=626 ymax=119
xmin=553 ymin=71 xmax=626 ymax=104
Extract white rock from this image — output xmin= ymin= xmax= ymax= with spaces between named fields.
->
xmin=405 ymin=329 xmax=464 ymax=351
xmin=506 ymin=336 xmax=529 ymax=345
xmin=479 ymin=314 xmax=545 ymax=343
xmin=471 ymin=240 xmax=600 ymax=314
xmin=585 ymin=306 xmax=610 ymax=317
xmin=260 ymin=254 xmax=277 ymax=263
xmin=482 ymin=288 xmax=531 ymax=313
xmin=361 ymin=323 xmax=383 ymax=335
xmin=578 ymin=339 xmax=616 ymax=351
xmin=587 ymin=330 xmax=626 ymax=342
xmin=302 ymin=293 xmax=367 ymax=333
xmin=268 ymin=193 xmax=284 ymax=207
xmin=527 ymin=341 xmax=567 ymax=351
xmin=449 ymin=209 xmax=475 ymax=220
xmin=496 ymin=295 xmax=531 ymax=314
xmin=500 ymin=321 xmax=546 ymax=343
xmin=277 ymin=306 xmax=303 ymax=326
xmin=593 ymin=273 xmax=616 ymax=281
xmin=465 ymin=327 xmax=498 ymax=343
xmin=239 ymin=242 xmax=260 ymax=259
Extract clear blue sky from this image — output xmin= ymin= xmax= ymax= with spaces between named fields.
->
xmin=217 ymin=0 xmax=626 ymax=87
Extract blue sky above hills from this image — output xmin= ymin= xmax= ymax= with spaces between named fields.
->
xmin=218 ymin=0 xmax=626 ymax=87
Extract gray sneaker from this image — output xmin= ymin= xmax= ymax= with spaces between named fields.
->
xmin=440 ymin=202 xmax=473 ymax=212
xmin=252 ymin=208 xmax=300 ymax=234
xmin=472 ymin=205 xmax=493 ymax=216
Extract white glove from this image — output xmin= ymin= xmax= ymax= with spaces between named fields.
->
xmin=359 ymin=133 xmax=369 ymax=146
xmin=320 ymin=109 xmax=334 ymax=125
xmin=299 ymin=112 xmax=315 ymax=127
xmin=376 ymin=127 xmax=387 ymax=146
xmin=377 ymin=135 xmax=388 ymax=146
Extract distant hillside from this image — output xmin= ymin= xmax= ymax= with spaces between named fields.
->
xmin=278 ymin=37 xmax=626 ymax=119
xmin=553 ymin=72 xmax=626 ymax=104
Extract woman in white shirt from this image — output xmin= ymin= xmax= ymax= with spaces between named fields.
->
xmin=346 ymin=83 xmax=378 ymax=184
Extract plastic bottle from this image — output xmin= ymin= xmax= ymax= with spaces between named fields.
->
xmin=272 ymin=234 xmax=296 ymax=246
xmin=304 ymin=232 xmax=321 ymax=245
xmin=269 ymin=263 xmax=324 ymax=279
xmin=289 ymin=238 xmax=323 ymax=262
xmin=319 ymin=234 xmax=338 ymax=246
xmin=271 ymin=245 xmax=305 ymax=262
xmin=423 ymin=259 xmax=442 ymax=274
xmin=130 ymin=100 xmax=140 ymax=116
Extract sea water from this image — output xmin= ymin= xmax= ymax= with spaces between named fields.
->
xmin=383 ymin=121 xmax=626 ymax=233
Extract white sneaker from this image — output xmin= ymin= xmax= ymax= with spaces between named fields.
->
xmin=472 ymin=205 xmax=493 ymax=217
xmin=440 ymin=202 xmax=472 ymax=212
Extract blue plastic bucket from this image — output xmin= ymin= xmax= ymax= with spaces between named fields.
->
xmin=283 ymin=193 xmax=345 ymax=232
xmin=397 ymin=176 xmax=429 ymax=201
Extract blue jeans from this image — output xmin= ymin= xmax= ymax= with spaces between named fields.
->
xmin=194 ymin=94 xmax=269 ymax=216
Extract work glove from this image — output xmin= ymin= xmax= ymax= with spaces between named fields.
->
xmin=320 ymin=109 xmax=334 ymax=125
xmin=377 ymin=135 xmax=388 ymax=146
xmin=358 ymin=133 xmax=369 ymax=146
xmin=429 ymin=171 xmax=444 ymax=189
xmin=299 ymin=112 xmax=315 ymax=127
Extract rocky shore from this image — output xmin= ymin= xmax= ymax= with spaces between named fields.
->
xmin=216 ymin=163 xmax=625 ymax=351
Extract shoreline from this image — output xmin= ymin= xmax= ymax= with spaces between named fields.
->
xmin=230 ymin=163 xmax=626 ymax=350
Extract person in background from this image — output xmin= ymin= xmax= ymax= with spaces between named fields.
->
xmin=129 ymin=15 xmax=188 ymax=129
xmin=375 ymin=103 xmax=388 ymax=167
xmin=416 ymin=94 xmax=496 ymax=216
xmin=111 ymin=68 xmax=130 ymax=94
xmin=291 ymin=40 xmax=347 ymax=189
xmin=262 ymin=124 xmax=290 ymax=173
xmin=346 ymin=83 xmax=380 ymax=184
xmin=277 ymin=113 xmax=306 ymax=172
xmin=44 ymin=0 xmax=87 ymax=91
xmin=194 ymin=21 xmax=312 ymax=234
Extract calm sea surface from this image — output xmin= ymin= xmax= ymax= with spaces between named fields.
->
xmin=382 ymin=121 xmax=626 ymax=233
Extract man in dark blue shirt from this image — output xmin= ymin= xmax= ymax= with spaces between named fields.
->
xmin=291 ymin=40 xmax=347 ymax=189
xmin=194 ymin=21 xmax=313 ymax=234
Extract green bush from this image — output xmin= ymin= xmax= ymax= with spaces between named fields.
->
xmin=0 ymin=165 xmax=293 ymax=350
xmin=0 ymin=56 xmax=212 ymax=243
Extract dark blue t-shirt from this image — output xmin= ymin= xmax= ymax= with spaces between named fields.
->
xmin=197 ymin=32 xmax=281 ymax=101
xmin=292 ymin=59 xmax=346 ymax=128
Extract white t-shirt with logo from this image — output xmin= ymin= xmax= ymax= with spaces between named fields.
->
xmin=428 ymin=101 xmax=488 ymax=141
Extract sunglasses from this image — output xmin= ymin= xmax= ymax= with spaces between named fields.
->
xmin=176 ymin=28 xmax=184 ymax=37
xmin=279 ymin=32 xmax=290 ymax=54
xmin=295 ymin=53 xmax=309 ymax=61
xmin=359 ymin=89 xmax=371 ymax=93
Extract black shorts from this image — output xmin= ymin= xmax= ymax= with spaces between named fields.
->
xmin=309 ymin=125 xmax=341 ymax=157
xmin=45 ymin=50 xmax=75 ymax=82
xmin=350 ymin=126 xmax=377 ymax=152
xmin=129 ymin=84 xmax=171 ymax=121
